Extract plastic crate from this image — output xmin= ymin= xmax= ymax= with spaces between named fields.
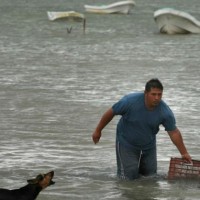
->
xmin=168 ymin=157 xmax=200 ymax=179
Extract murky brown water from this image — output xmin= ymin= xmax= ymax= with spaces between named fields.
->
xmin=0 ymin=0 xmax=200 ymax=199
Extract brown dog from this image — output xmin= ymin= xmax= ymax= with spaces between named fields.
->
xmin=0 ymin=171 xmax=55 ymax=200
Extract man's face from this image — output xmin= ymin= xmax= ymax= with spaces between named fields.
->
xmin=145 ymin=87 xmax=163 ymax=109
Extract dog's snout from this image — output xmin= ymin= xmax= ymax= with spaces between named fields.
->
xmin=50 ymin=171 xmax=54 ymax=177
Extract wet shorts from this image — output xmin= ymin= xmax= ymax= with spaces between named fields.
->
xmin=116 ymin=141 xmax=157 ymax=180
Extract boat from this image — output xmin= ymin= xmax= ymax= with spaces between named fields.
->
xmin=84 ymin=0 xmax=135 ymax=14
xmin=47 ymin=11 xmax=86 ymax=32
xmin=154 ymin=8 xmax=200 ymax=34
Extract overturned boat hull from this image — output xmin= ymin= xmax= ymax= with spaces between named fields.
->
xmin=84 ymin=0 xmax=135 ymax=14
xmin=47 ymin=11 xmax=85 ymax=22
xmin=47 ymin=11 xmax=86 ymax=32
xmin=154 ymin=8 xmax=200 ymax=34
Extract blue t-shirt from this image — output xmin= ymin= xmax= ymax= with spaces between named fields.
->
xmin=112 ymin=92 xmax=176 ymax=150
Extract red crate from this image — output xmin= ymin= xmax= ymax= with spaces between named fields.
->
xmin=168 ymin=157 xmax=200 ymax=179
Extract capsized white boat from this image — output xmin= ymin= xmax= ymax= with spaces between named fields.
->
xmin=47 ymin=11 xmax=86 ymax=32
xmin=154 ymin=8 xmax=200 ymax=34
xmin=84 ymin=0 xmax=135 ymax=14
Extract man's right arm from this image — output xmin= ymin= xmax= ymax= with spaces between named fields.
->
xmin=92 ymin=108 xmax=115 ymax=144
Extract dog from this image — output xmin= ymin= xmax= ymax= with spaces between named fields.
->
xmin=0 ymin=171 xmax=55 ymax=200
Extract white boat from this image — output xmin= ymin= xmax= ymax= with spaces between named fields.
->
xmin=84 ymin=0 xmax=135 ymax=14
xmin=47 ymin=11 xmax=86 ymax=32
xmin=154 ymin=8 xmax=200 ymax=34
xmin=47 ymin=11 xmax=85 ymax=21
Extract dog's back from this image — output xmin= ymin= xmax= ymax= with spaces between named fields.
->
xmin=0 ymin=188 xmax=15 ymax=200
xmin=0 ymin=185 xmax=42 ymax=200
xmin=0 ymin=171 xmax=55 ymax=200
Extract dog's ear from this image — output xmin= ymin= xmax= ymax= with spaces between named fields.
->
xmin=27 ymin=179 xmax=37 ymax=184
xmin=27 ymin=174 xmax=44 ymax=184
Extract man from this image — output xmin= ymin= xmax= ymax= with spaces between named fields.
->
xmin=92 ymin=78 xmax=192 ymax=180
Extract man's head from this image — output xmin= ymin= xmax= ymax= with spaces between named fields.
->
xmin=144 ymin=78 xmax=163 ymax=110
xmin=145 ymin=78 xmax=163 ymax=92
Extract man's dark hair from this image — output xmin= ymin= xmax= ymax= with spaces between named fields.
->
xmin=145 ymin=78 xmax=163 ymax=92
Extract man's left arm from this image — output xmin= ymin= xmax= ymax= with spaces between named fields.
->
xmin=168 ymin=128 xmax=192 ymax=163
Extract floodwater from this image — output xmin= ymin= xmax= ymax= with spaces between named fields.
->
xmin=0 ymin=0 xmax=200 ymax=199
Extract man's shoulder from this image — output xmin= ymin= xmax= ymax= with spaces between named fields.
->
xmin=125 ymin=92 xmax=143 ymax=100
xmin=159 ymin=100 xmax=174 ymax=115
xmin=124 ymin=92 xmax=144 ymax=106
xmin=160 ymin=100 xmax=170 ymax=108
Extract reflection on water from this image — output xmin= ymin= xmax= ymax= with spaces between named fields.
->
xmin=0 ymin=0 xmax=200 ymax=199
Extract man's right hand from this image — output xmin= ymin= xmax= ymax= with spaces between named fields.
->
xmin=92 ymin=130 xmax=101 ymax=144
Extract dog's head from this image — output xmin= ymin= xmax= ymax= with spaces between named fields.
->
xmin=27 ymin=171 xmax=55 ymax=189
